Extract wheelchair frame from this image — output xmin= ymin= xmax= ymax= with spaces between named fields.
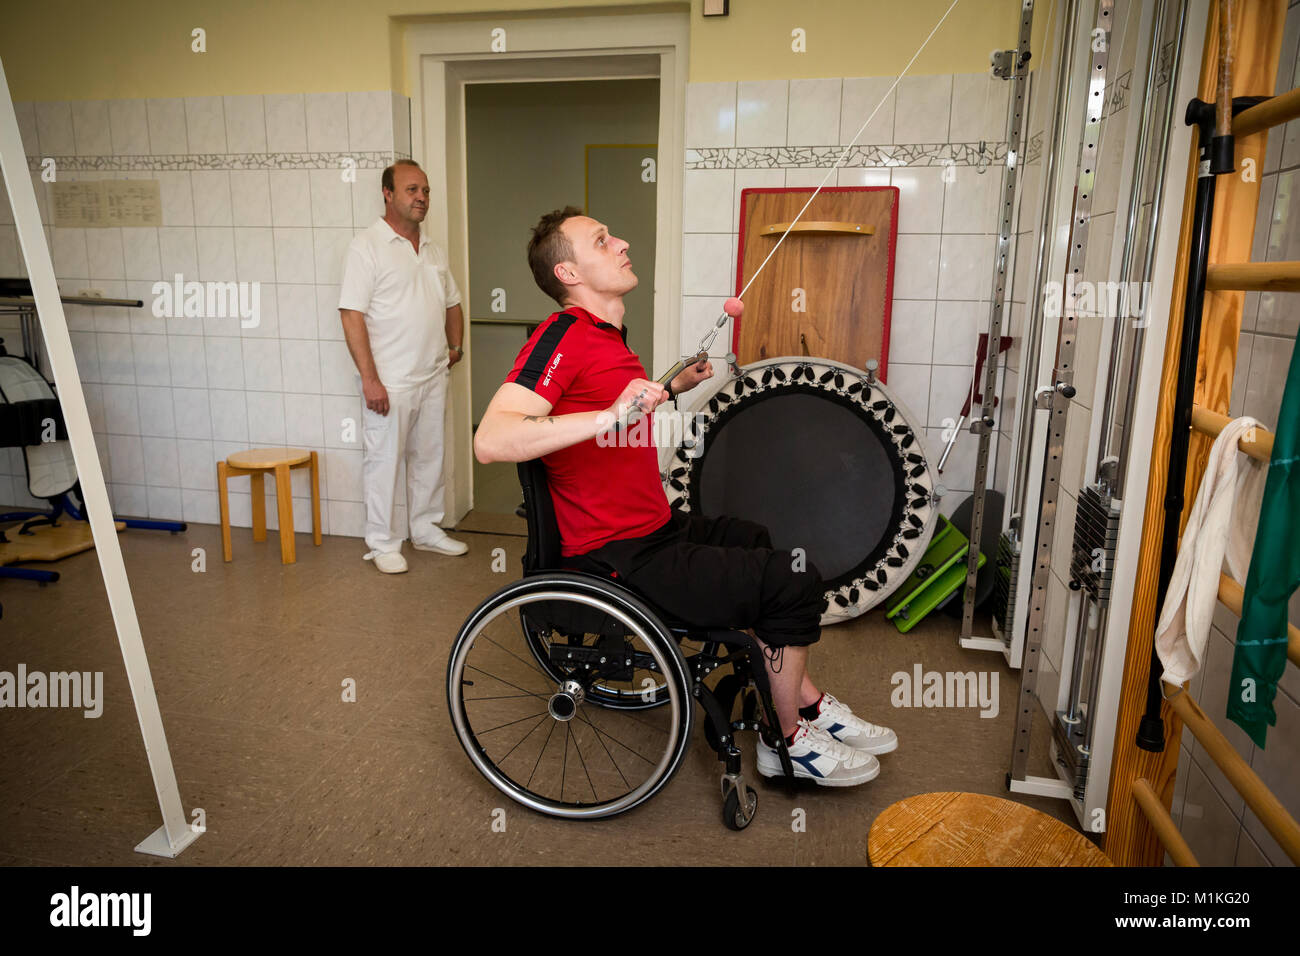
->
xmin=446 ymin=459 xmax=797 ymax=830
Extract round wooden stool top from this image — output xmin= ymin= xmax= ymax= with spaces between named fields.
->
xmin=227 ymin=447 xmax=312 ymax=470
xmin=868 ymin=791 xmax=1112 ymax=867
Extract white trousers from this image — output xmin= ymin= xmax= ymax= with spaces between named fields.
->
xmin=362 ymin=369 xmax=448 ymax=554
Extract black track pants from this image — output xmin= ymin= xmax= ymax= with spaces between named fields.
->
xmin=566 ymin=510 xmax=825 ymax=648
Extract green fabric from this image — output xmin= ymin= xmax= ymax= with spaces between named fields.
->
xmin=1227 ymin=339 xmax=1300 ymax=749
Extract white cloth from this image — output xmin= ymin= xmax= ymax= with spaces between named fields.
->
xmin=1154 ymin=416 xmax=1267 ymax=686
xmin=338 ymin=218 xmax=462 ymax=390
xmin=361 ymin=369 xmax=449 ymax=553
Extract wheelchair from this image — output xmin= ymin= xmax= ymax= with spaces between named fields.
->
xmin=447 ymin=459 xmax=797 ymax=830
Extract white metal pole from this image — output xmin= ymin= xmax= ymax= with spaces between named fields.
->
xmin=0 ymin=56 xmax=198 ymax=858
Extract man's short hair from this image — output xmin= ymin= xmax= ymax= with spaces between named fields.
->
xmin=528 ymin=206 xmax=584 ymax=305
xmin=382 ymin=158 xmax=422 ymax=195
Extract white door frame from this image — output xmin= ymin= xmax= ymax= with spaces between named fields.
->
xmin=405 ymin=11 xmax=689 ymax=520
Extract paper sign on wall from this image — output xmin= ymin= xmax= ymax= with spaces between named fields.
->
xmin=52 ymin=180 xmax=162 ymax=227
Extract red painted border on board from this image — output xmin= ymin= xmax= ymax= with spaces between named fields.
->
xmin=734 ymin=185 xmax=899 ymax=383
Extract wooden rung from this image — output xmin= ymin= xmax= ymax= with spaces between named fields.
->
xmin=1164 ymin=690 xmax=1300 ymax=865
xmin=1217 ymin=572 xmax=1300 ymax=668
xmin=1205 ymin=260 xmax=1300 ymax=292
xmin=1132 ymin=777 xmax=1199 ymax=866
xmin=1234 ymin=85 xmax=1300 ymax=138
xmin=1189 ymin=404 xmax=1274 ymax=461
xmin=759 ymin=220 xmax=875 ymax=236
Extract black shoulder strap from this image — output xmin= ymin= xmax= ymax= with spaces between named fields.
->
xmin=514 ymin=311 xmax=582 ymax=392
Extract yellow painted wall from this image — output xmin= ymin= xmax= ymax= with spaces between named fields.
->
xmin=0 ymin=0 xmax=1048 ymax=101
xmin=688 ymin=0 xmax=1052 ymax=82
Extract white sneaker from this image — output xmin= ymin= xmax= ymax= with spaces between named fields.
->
xmin=364 ymin=550 xmax=408 ymax=574
xmin=412 ymin=527 xmax=468 ymax=556
xmin=756 ymin=719 xmax=880 ymax=787
xmin=806 ymin=692 xmax=898 ymax=755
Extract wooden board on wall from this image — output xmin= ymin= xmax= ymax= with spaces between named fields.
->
xmin=735 ymin=186 xmax=898 ymax=379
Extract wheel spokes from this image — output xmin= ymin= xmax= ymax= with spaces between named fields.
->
xmin=455 ymin=591 xmax=683 ymax=812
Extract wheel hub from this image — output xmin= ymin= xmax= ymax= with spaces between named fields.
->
xmin=548 ymin=679 xmax=586 ymax=721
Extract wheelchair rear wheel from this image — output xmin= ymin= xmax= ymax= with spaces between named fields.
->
xmin=448 ymin=573 xmax=694 ymax=820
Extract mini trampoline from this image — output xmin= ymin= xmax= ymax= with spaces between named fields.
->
xmin=664 ymin=356 xmax=940 ymax=624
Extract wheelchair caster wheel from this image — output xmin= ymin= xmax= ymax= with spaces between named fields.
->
xmin=723 ymin=784 xmax=758 ymax=831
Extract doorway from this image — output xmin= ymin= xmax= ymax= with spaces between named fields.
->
xmin=464 ymin=79 xmax=660 ymax=516
xmin=405 ymin=11 xmax=688 ymax=530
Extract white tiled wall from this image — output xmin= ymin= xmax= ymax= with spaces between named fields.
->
xmin=0 ymin=91 xmax=412 ymax=538
xmin=681 ymin=72 xmax=1016 ymax=515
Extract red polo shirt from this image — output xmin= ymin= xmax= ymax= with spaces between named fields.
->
xmin=505 ymin=306 xmax=671 ymax=556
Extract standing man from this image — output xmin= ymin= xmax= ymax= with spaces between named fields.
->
xmin=339 ymin=159 xmax=468 ymax=574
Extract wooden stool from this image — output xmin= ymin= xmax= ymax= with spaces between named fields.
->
xmin=867 ymin=791 xmax=1113 ymax=867
xmin=217 ymin=447 xmax=321 ymax=564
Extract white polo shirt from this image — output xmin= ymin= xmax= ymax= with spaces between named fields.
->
xmin=338 ymin=218 xmax=462 ymax=390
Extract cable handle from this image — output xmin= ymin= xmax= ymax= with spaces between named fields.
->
xmin=656 ymin=350 xmax=709 ymax=387
xmin=628 ymin=298 xmax=740 ymax=426
xmin=623 ymin=351 xmax=709 ymax=429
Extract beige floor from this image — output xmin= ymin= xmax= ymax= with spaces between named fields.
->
xmin=0 ymin=516 xmax=1086 ymax=866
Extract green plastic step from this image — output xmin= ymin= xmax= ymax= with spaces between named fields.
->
xmin=891 ymin=548 xmax=987 ymax=633
xmin=884 ymin=514 xmax=968 ymax=619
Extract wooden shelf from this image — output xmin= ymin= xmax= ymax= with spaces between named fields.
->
xmin=758 ymin=220 xmax=875 ymax=237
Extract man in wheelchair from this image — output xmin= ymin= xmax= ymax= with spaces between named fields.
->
xmin=472 ymin=206 xmax=897 ymax=787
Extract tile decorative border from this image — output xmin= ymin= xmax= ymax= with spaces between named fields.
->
xmin=682 ymin=38 xmax=1177 ymax=174
xmin=685 ymin=37 xmax=1176 ymax=173
xmin=24 ymin=150 xmax=401 ymax=172
xmin=687 ymin=133 xmax=1043 ymax=170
